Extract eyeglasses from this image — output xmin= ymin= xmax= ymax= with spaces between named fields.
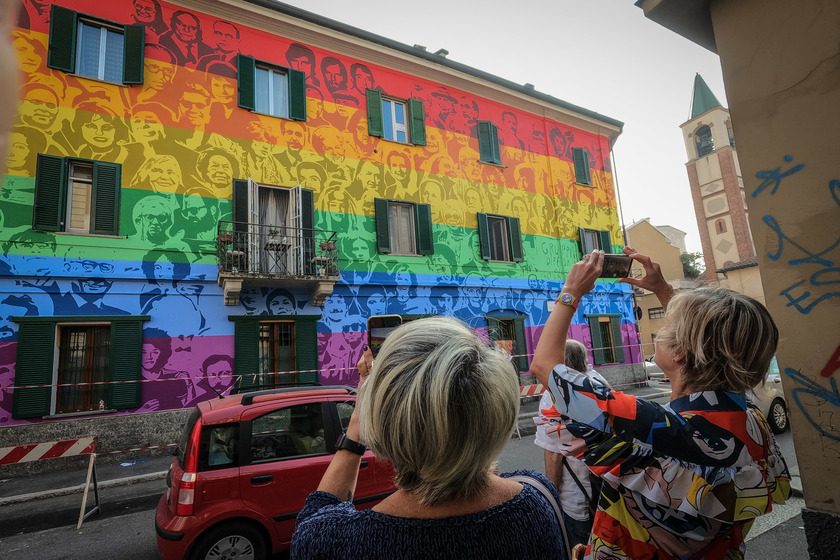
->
xmin=214 ymin=30 xmax=236 ymax=40
xmin=64 ymin=260 xmax=115 ymax=273
xmin=146 ymin=65 xmax=175 ymax=78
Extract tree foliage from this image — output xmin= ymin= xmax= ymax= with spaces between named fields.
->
xmin=681 ymin=252 xmax=705 ymax=279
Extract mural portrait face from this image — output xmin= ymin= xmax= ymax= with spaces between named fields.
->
xmin=133 ymin=197 xmax=173 ymax=243
xmin=351 ymin=64 xmax=373 ymax=94
xmin=178 ymin=88 xmax=211 ymax=127
xmin=133 ymin=0 xmax=160 ymax=25
xmin=77 ymin=277 xmax=113 ymax=296
xmin=152 ymin=256 xmax=176 ymax=282
xmin=282 ymin=121 xmax=306 ymax=150
xmin=351 ymin=237 xmax=367 ymax=260
xmin=172 ymin=12 xmax=201 ymax=44
xmin=130 ymin=111 xmax=164 ymax=142
xmin=211 ymin=21 xmax=240 ymax=54
xmin=13 ymin=35 xmax=43 ymax=74
xmin=205 ymin=154 xmax=233 ymax=187
xmin=205 ymin=358 xmax=233 ymax=388
xmin=20 ymin=87 xmax=60 ymax=129
xmin=7 ymin=131 xmax=31 ymax=171
xmin=142 ymin=343 xmax=162 ymax=371
xmin=80 ymin=114 xmax=117 ymax=151
xmin=145 ymin=59 xmax=175 ymax=91
xmin=210 ymin=76 xmax=236 ymax=105
xmin=144 ymin=156 xmax=182 ymax=192
xmin=322 ymin=59 xmax=347 ymax=93
xmin=365 ymin=291 xmax=386 ymax=316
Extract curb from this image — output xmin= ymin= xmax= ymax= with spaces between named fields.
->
xmin=0 ymin=471 xmax=167 ymax=507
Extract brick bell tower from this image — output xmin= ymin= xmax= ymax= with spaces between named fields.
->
xmin=680 ymin=74 xmax=755 ymax=284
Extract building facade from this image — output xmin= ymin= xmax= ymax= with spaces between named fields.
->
xmin=0 ymin=0 xmax=639 ymax=436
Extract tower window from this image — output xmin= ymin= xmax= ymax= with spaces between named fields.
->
xmin=695 ymin=125 xmax=714 ymax=157
xmin=715 ymin=219 xmax=727 ymax=234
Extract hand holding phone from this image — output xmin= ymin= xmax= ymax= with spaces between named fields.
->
xmin=367 ymin=315 xmax=402 ymax=357
xmin=599 ymin=254 xmax=632 ymax=278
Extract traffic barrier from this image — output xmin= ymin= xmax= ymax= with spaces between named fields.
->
xmin=0 ymin=437 xmax=101 ymax=528
xmin=519 ymin=384 xmax=545 ymax=398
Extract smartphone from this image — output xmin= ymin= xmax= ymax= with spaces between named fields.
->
xmin=599 ymin=254 xmax=633 ymax=278
xmin=367 ymin=314 xmax=403 ymax=357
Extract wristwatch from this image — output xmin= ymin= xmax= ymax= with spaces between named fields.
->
xmin=335 ymin=433 xmax=366 ymax=455
xmin=558 ymin=292 xmax=580 ymax=311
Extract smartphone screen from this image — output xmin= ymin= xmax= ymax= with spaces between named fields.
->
xmin=599 ymin=254 xmax=633 ymax=278
xmin=367 ymin=315 xmax=403 ymax=356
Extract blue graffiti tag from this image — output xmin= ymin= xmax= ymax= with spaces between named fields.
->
xmin=763 ymin=178 xmax=840 ymax=313
xmin=752 ymin=155 xmax=805 ymax=198
xmin=784 ymin=368 xmax=840 ymax=441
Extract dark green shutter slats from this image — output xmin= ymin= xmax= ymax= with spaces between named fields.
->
xmin=408 ymin=98 xmax=426 ymax=146
xmin=301 ymin=188 xmax=315 ymax=270
xmin=33 ymin=154 xmax=67 ymax=232
xmin=478 ymin=121 xmax=500 ymax=165
xmin=513 ymin=316 xmax=528 ymax=372
xmin=294 ymin=317 xmax=319 ymax=384
xmin=573 ymin=147 xmax=591 ymax=185
xmin=12 ymin=322 xmax=55 ymax=419
xmin=374 ymin=198 xmax=390 ymax=253
xmin=122 ymin=24 xmax=145 ymax=84
xmin=486 ymin=316 xmax=499 ymax=344
xmin=476 ymin=212 xmax=491 ymax=260
xmin=48 ymin=5 xmax=77 ymax=73
xmin=232 ymin=179 xmax=249 ymax=234
xmin=415 ymin=203 xmax=433 ymax=255
xmin=578 ymin=227 xmax=587 ymax=255
xmin=507 ymin=217 xmax=524 ymax=262
xmin=610 ymin=317 xmax=625 ymax=363
xmin=288 ymin=68 xmax=307 ymax=121
xmin=108 ymin=321 xmax=142 ymax=409
xmin=90 ymin=161 xmax=121 ymax=235
xmin=234 ymin=318 xmax=260 ymax=392
xmin=588 ymin=316 xmax=606 ymax=366
xmin=366 ymin=89 xmax=383 ymax=137
xmin=599 ymin=230 xmax=613 ymax=253
xmin=237 ymin=54 xmax=256 ymax=111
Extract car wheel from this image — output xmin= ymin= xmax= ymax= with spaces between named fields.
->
xmin=189 ymin=521 xmax=268 ymax=560
xmin=768 ymin=398 xmax=789 ymax=434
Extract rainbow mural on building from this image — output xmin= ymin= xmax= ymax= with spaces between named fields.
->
xmin=0 ymin=0 xmax=637 ymax=427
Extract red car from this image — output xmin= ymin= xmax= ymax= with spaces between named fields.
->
xmin=155 ymin=386 xmax=396 ymax=560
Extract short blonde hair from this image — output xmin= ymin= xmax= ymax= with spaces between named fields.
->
xmin=656 ymin=288 xmax=778 ymax=393
xmin=357 ymin=317 xmax=519 ymax=505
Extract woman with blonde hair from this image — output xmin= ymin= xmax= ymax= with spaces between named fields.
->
xmin=531 ymin=247 xmax=791 ymax=560
xmin=291 ymin=317 xmax=568 ymax=559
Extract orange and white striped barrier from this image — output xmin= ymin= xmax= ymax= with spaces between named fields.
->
xmin=0 ymin=437 xmax=97 ymax=465
xmin=519 ymin=384 xmax=545 ymax=398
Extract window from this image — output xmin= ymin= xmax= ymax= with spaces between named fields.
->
xmin=586 ymin=315 xmax=625 ymax=365
xmin=366 ymin=89 xmax=426 ymax=145
xmin=12 ymin=317 xmax=147 ymax=419
xmin=232 ymin=315 xmax=319 ymax=393
xmin=249 ymin=403 xmax=326 ymax=462
xmin=47 ymin=5 xmax=144 ymax=85
xmin=715 ymin=218 xmax=727 ymax=234
xmin=477 ymin=121 xmax=501 ymax=165
xmin=648 ymin=307 xmax=665 ymax=319
xmin=237 ymin=54 xmax=306 ymax=121
xmin=487 ymin=315 xmax=528 ymax=373
xmin=477 ymin=213 xmax=523 ymax=262
xmin=33 ymin=155 xmax=121 ymax=236
xmin=578 ymin=227 xmax=612 ymax=255
xmin=374 ymin=198 xmax=433 ymax=256
xmin=572 ymin=147 xmax=592 ymax=186
xmin=695 ymin=125 xmax=714 ymax=157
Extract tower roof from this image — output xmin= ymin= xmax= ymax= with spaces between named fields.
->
xmin=690 ymin=73 xmax=722 ymax=119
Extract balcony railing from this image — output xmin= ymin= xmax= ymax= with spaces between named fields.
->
xmin=217 ymin=221 xmax=338 ymax=278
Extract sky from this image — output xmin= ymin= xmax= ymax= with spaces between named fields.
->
xmin=278 ymin=0 xmax=729 ymax=254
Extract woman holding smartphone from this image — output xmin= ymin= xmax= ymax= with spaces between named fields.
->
xmin=291 ymin=317 xmax=568 ymax=559
xmin=530 ymin=248 xmax=790 ymax=560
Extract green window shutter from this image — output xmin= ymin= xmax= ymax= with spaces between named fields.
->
xmin=366 ymin=89 xmax=383 ymax=137
xmin=598 ymin=230 xmax=613 ymax=253
xmin=588 ymin=316 xmax=606 ymax=365
xmin=108 ymin=321 xmax=142 ymax=409
xmin=374 ymin=198 xmax=391 ymax=253
xmin=122 ymin=25 xmax=145 ymax=85
xmin=513 ymin=316 xmax=528 ymax=373
xmin=90 ymin=161 xmax=121 ymax=235
xmin=578 ymin=227 xmax=587 ymax=255
xmin=294 ymin=317 xmax=319 ymax=384
xmin=33 ymin=154 xmax=67 ymax=232
xmin=476 ymin=212 xmax=491 ymax=260
xmin=234 ymin=318 xmax=260 ymax=392
xmin=12 ymin=322 xmax=55 ymax=419
xmin=237 ymin=54 xmax=256 ymax=111
xmin=507 ymin=216 xmax=524 ymax=262
xmin=288 ymin=68 xmax=307 ymax=121
xmin=486 ymin=316 xmax=500 ymax=344
xmin=47 ymin=5 xmax=77 ymax=73
xmin=610 ymin=317 xmax=625 ymax=363
xmin=408 ymin=98 xmax=426 ymax=146
xmin=573 ymin=147 xmax=591 ymax=185
xmin=415 ymin=203 xmax=434 ymax=255
xmin=478 ymin=121 xmax=501 ymax=164
xmin=301 ymin=188 xmax=315 ymax=268
xmin=232 ymin=179 xmax=249 ymax=234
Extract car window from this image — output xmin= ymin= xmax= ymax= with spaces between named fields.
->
xmin=251 ymin=403 xmax=326 ymax=462
xmin=336 ymin=402 xmax=355 ymax=433
xmin=208 ymin=426 xmax=238 ymax=467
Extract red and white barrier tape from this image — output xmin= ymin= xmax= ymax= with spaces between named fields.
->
xmin=0 ymin=437 xmax=97 ymax=465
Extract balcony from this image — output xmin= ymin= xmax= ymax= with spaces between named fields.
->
xmin=217 ymin=221 xmax=339 ymax=306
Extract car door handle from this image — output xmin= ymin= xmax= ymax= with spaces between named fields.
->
xmin=251 ymin=474 xmax=273 ymax=484
xmin=360 ymin=460 xmax=369 ymax=469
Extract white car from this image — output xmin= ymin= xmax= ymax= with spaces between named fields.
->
xmin=644 ymin=356 xmax=789 ymax=434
